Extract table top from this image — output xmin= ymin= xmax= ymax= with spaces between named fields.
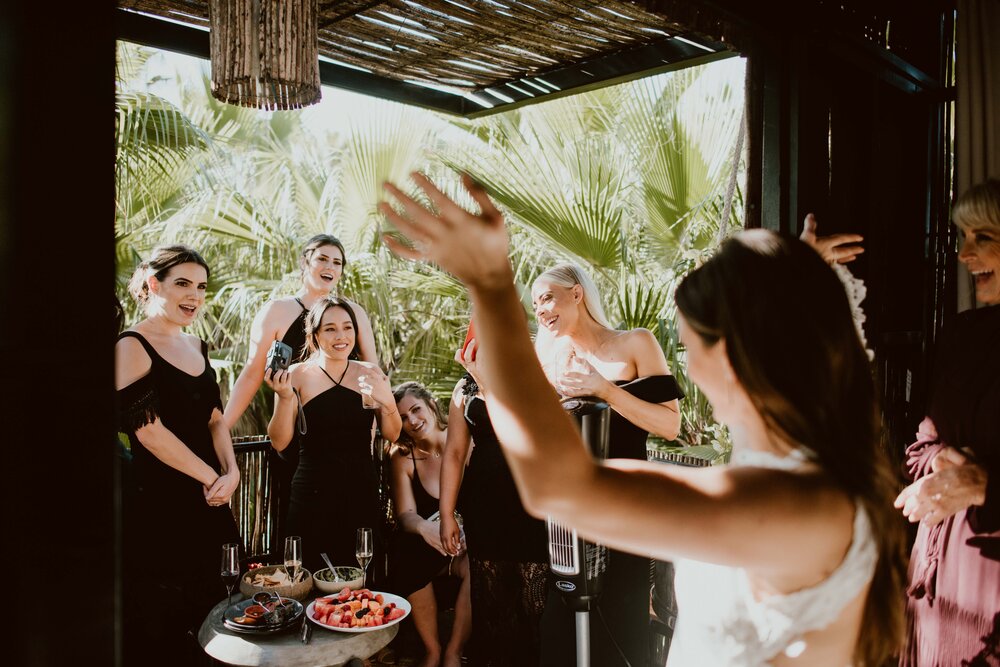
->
xmin=198 ymin=597 xmax=398 ymax=667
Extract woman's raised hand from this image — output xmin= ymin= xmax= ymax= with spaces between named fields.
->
xmin=799 ymin=213 xmax=865 ymax=264
xmin=264 ymin=367 xmax=294 ymax=399
xmin=454 ymin=338 xmax=485 ymax=389
xmin=380 ymin=172 xmax=513 ymax=290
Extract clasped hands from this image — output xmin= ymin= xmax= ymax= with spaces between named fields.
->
xmin=894 ymin=447 xmax=988 ymax=527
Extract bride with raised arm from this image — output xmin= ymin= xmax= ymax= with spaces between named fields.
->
xmin=379 ymin=172 xmax=906 ymax=666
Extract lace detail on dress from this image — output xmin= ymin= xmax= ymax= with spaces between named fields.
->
xmin=117 ymin=374 xmax=160 ymax=432
xmin=668 ymin=448 xmax=878 ymax=666
xmin=469 ymin=557 xmax=549 ymax=666
xmin=831 ymin=262 xmax=874 ymax=361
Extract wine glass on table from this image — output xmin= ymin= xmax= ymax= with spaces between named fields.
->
xmin=284 ymin=535 xmax=302 ymax=585
xmin=356 ymin=527 xmax=373 ymax=588
xmin=221 ymin=543 xmax=240 ymax=612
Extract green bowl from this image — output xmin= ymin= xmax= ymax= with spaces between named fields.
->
xmin=313 ymin=566 xmax=364 ymax=593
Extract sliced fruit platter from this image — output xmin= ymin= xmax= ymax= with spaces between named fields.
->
xmin=306 ymin=587 xmax=410 ymax=633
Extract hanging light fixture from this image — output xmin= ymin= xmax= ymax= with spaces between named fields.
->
xmin=209 ymin=0 xmax=321 ymax=110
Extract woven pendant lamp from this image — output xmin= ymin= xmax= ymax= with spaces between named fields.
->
xmin=209 ymin=0 xmax=321 ymax=110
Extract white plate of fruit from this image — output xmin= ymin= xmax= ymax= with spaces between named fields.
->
xmin=306 ymin=587 xmax=410 ymax=633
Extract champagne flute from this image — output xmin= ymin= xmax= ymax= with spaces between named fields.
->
xmin=221 ymin=543 xmax=240 ymax=611
xmin=284 ymin=535 xmax=302 ymax=584
xmin=355 ymin=527 xmax=373 ymax=587
xmin=358 ymin=375 xmax=377 ymax=409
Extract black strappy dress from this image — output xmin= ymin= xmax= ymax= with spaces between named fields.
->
xmin=272 ymin=298 xmax=310 ymax=544
xmin=386 ymin=450 xmax=450 ymax=597
xmin=284 ymin=364 xmax=382 ymax=575
xmin=460 ymin=383 xmax=550 ymax=667
xmin=541 ymin=375 xmax=683 ymax=667
xmin=116 ymin=331 xmax=239 ymax=664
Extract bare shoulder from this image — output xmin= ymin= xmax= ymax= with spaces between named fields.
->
xmin=340 ymin=297 xmax=371 ymax=319
xmin=115 ymin=331 xmax=152 ymax=388
xmin=610 ymin=328 xmax=670 ymax=372
xmin=260 ymin=297 xmax=304 ymax=326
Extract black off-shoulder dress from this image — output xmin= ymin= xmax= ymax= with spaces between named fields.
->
xmin=117 ymin=331 xmax=239 ymax=664
xmin=540 ymin=375 xmax=683 ymax=667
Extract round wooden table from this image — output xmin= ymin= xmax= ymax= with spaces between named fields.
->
xmin=198 ymin=598 xmax=398 ymax=666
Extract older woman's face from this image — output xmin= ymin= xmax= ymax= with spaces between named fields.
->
xmin=959 ymin=226 xmax=1000 ymax=305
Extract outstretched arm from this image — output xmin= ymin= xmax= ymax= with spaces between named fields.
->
xmin=380 ymin=173 xmax=854 ymax=574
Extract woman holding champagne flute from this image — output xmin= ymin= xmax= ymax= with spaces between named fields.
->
xmin=116 ymin=245 xmax=240 ymax=665
xmin=531 ymin=262 xmax=682 ymax=667
xmin=267 ymin=296 xmax=401 ymax=574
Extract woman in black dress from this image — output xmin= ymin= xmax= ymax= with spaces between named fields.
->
xmin=115 ymin=245 xmax=240 ymax=665
xmin=531 ymin=263 xmax=682 ymax=667
xmin=439 ymin=340 xmax=550 ymax=667
xmin=387 ymin=381 xmax=472 ymax=667
xmin=223 ymin=235 xmax=380 ymax=550
xmin=266 ymin=296 xmax=401 ymax=574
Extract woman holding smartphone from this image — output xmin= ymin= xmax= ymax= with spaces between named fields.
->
xmin=224 ymin=234 xmax=380 ymax=547
xmin=438 ymin=332 xmax=550 ymax=667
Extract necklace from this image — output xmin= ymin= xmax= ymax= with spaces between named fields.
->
xmin=414 ymin=447 xmax=441 ymax=459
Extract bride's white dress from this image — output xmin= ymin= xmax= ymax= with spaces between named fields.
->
xmin=666 ymin=448 xmax=878 ymax=666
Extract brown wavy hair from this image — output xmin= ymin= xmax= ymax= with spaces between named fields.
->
xmin=675 ymin=229 xmax=906 ymax=666
xmin=392 ymin=381 xmax=448 ymax=450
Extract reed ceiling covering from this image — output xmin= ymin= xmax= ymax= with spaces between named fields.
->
xmin=117 ymin=0 xmax=732 ymax=116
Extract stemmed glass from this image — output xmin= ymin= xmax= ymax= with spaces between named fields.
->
xmin=358 ymin=375 xmax=377 ymax=409
xmin=221 ymin=543 xmax=240 ymax=611
xmin=284 ymin=536 xmax=302 ymax=584
xmin=355 ymin=527 xmax=373 ymax=588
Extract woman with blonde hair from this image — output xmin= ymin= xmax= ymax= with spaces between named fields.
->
xmin=896 ymin=178 xmax=1000 ymax=666
xmin=380 ymin=172 xmax=906 ymax=667
xmin=531 ymin=261 xmax=682 ymax=667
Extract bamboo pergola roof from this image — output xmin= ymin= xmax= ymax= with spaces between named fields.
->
xmin=117 ymin=0 xmax=732 ymax=116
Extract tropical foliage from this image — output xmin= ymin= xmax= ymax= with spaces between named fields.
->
xmin=115 ymin=43 xmax=746 ymax=461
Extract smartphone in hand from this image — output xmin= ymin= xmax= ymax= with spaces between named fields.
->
xmin=461 ymin=320 xmax=477 ymax=361
xmin=266 ymin=340 xmax=294 ymax=374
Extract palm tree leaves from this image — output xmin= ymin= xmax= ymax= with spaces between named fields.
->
xmin=115 ymin=45 xmax=744 ymax=452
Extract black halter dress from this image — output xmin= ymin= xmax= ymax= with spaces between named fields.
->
xmin=460 ymin=381 xmax=550 ymax=667
xmin=284 ymin=364 xmax=382 ymax=575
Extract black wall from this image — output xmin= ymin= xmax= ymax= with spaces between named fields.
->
xmin=1 ymin=3 xmax=117 ymax=665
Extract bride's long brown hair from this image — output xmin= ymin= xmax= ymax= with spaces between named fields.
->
xmin=675 ymin=230 xmax=906 ymax=666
